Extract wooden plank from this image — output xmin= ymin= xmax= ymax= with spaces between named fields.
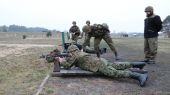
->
xmin=51 ymin=68 xmax=100 ymax=77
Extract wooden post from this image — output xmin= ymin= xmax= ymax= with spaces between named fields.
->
xmin=61 ymin=32 xmax=65 ymax=48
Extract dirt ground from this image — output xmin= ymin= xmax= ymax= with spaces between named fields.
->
xmin=0 ymin=32 xmax=170 ymax=95
xmin=41 ymin=38 xmax=170 ymax=95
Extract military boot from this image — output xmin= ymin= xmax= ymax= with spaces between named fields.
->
xmin=129 ymin=68 xmax=148 ymax=74
xmin=131 ymin=62 xmax=146 ymax=69
xmin=115 ymin=52 xmax=120 ymax=60
xmin=130 ymin=72 xmax=148 ymax=87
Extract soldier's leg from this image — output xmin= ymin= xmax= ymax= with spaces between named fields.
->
xmin=144 ymin=38 xmax=151 ymax=61
xmin=110 ymin=62 xmax=132 ymax=70
xmin=103 ymin=34 xmax=118 ymax=59
xmin=148 ymin=37 xmax=158 ymax=63
xmin=75 ymin=35 xmax=79 ymax=44
xmin=83 ymin=35 xmax=91 ymax=49
xmin=113 ymin=62 xmax=146 ymax=70
xmin=98 ymin=63 xmax=131 ymax=78
xmin=94 ymin=37 xmax=102 ymax=57
xmin=100 ymin=58 xmax=146 ymax=72
xmin=98 ymin=63 xmax=148 ymax=87
xmin=71 ymin=34 xmax=77 ymax=43
xmin=84 ymin=34 xmax=91 ymax=47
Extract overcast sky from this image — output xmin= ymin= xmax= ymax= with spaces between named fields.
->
xmin=0 ymin=0 xmax=169 ymax=33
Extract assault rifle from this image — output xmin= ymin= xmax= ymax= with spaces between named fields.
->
xmin=40 ymin=49 xmax=70 ymax=63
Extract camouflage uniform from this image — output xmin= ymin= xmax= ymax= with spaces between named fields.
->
xmin=57 ymin=45 xmax=148 ymax=86
xmin=93 ymin=24 xmax=118 ymax=58
xmin=82 ymin=24 xmax=118 ymax=58
xmin=60 ymin=45 xmax=144 ymax=78
xmin=69 ymin=21 xmax=81 ymax=43
xmin=82 ymin=25 xmax=91 ymax=47
xmin=82 ymin=20 xmax=92 ymax=47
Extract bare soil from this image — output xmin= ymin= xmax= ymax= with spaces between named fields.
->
xmin=41 ymin=38 xmax=170 ymax=95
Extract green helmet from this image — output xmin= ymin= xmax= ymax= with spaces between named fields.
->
xmin=145 ymin=6 xmax=154 ymax=12
xmin=97 ymin=24 xmax=103 ymax=29
xmin=72 ymin=21 xmax=76 ymax=24
xmin=86 ymin=20 xmax=90 ymax=24
xmin=82 ymin=25 xmax=91 ymax=33
xmin=67 ymin=45 xmax=79 ymax=53
xmin=102 ymin=23 xmax=109 ymax=29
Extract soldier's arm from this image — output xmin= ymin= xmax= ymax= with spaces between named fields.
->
xmin=60 ymin=57 xmax=76 ymax=69
xmin=60 ymin=59 xmax=72 ymax=69
xmin=155 ymin=16 xmax=162 ymax=32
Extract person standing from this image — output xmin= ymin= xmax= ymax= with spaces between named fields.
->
xmin=69 ymin=21 xmax=81 ymax=43
xmin=93 ymin=23 xmax=118 ymax=60
xmin=144 ymin=6 xmax=162 ymax=64
xmin=81 ymin=20 xmax=92 ymax=47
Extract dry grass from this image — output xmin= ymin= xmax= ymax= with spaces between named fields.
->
xmin=0 ymin=32 xmax=61 ymax=95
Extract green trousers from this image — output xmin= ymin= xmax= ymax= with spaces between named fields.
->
xmin=144 ymin=37 xmax=158 ymax=60
xmin=98 ymin=59 xmax=132 ymax=78
xmin=94 ymin=33 xmax=117 ymax=57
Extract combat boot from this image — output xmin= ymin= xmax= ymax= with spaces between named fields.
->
xmin=130 ymin=72 xmax=148 ymax=87
xmin=131 ymin=62 xmax=146 ymax=69
xmin=129 ymin=68 xmax=148 ymax=74
xmin=115 ymin=52 xmax=120 ymax=60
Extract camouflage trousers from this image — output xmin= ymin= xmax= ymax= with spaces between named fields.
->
xmin=94 ymin=33 xmax=117 ymax=57
xmin=83 ymin=34 xmax=92 ymax=48
xmin=71 ymin=34 xmax=79 ymax=43
xmin=98 ymin=58 xmax=132 ymax=78
xmin=144 ymin=37 xmax=158 ymax=61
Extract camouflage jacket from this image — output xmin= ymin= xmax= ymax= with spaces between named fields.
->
xmin=69 ymin=25 xmax=81 ymax=36
xmin=60 ymin=52 xmax=104 ymax=72
xmin=90 ymin=24 xmax=110 ymax=37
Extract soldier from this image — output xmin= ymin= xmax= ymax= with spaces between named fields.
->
xmin=82 ymin=23 xmax=118 ymax=59
xmin=81 ymin=20 xmax=92 ymax=47
xmin=69 ymin=21 xmax=81 ymax=43
xmin=143 ymin=6 xmax=162 ymax=64
xmin=93 ymin=23 xmax=118 ymax=60
xmin=55 ymin=45 xmax=148 ymax=87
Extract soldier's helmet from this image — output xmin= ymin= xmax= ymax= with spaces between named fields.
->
xmin=97 ymin=24 xmax=103 ymax=29
xmin=72 ymin=21 xmax=76 ymax=24
xmin=102 ymin=23 xmax=109 ymax=29
xmin=82 ymin=25 xmax=91 ymax=33
xmin=145 ymin=6 xmax=154 ymax=12
xmin=86 ymin=20 xmax=90 ymax=24
xmin=67 ymin=45 xmax=79 ymax=53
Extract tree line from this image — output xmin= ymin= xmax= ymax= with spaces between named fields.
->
xmin=0 ymin=24 xmax=50 ymax=32
xmin=162 ymin=15 xmax=170 ymax=32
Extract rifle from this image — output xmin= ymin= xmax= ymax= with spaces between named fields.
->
xmin=40 ymin=49 xmax=69 ymax=63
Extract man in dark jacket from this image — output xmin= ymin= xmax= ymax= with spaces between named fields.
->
xmin=144 ymin=6 xmax=162 ymax=64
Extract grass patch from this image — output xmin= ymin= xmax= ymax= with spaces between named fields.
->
xmin=0 ymin=47 xmax=53 ymax=95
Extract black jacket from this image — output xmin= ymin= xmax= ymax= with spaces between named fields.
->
xmin=144 ymin=15 xmax=162 ymax=38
